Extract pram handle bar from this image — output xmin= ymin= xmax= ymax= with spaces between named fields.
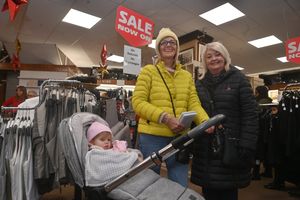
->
xmin=171 ymin=114 xmax=226 ymax=150
xmin=104 ymin=114 xmax=225 ymax=192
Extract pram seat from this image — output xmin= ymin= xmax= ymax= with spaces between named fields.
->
xmin=58 ymin=112 xmax=225 ymax=200
xmin=108 ymin=169 xmax=202 ymax=200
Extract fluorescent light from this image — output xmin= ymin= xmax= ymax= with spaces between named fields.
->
xmin=234 ymin=65 xmax=244 ymax=70
xmin=107 ymin=55 xmax=124 ymax=63
xmin=199 ymin=3 xmax=245 ymax=25
xmin=148 ymin=39 xmax=156 ymax=48
xmin=276 ymin=56 xmax=288 ymax=63
xmin=248 ymin=35 xmax=282 ymax=48
xmin=62 ymin=9 xmax=101 ymax=29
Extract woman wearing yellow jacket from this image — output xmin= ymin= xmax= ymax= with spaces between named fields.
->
xmin=132 ymin=27 xmax=209 ymax=187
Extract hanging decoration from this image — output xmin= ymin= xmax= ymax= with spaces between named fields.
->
xmin=98 ymin=44 xmax=109 ymax=79
xmin=11 ymin=38 xmax=21 ymax=71
xmin=101 ymin=44 xmax=107 ymax=66
xmin=2 ymin=0 xmax=28 ymax=21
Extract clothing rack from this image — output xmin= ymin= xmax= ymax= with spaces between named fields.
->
xmin=1 ymin=79 xmax=81 ymax=112
xmin=0 ymin=79 xmax=103 ymax=200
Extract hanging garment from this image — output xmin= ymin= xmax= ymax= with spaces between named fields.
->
xmin=111 ymin=121 xmax=125 ymax=136
xmin=22 ymin=125 xmax=39 ymax=200
xmin=32 ymin=98 xmax=48 ymax=180
xmin=105 ymin=98 xmax=119 ymax=128
xmin=9 ymin=124 xmax=24 ymax=200
xmin=0 ymin=123 xmax=8 ymax=200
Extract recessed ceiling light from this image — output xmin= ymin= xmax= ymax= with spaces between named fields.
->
xmin=199 ymin=3 xmax=245 ymax=25
xmin=276 ymin=56 xmax=288 ymax=63
xmin=107 ymin=55 xmax=124 ymax=63
xmin=248 ymin=35 xmax=282 ymax=48
xmin=62 ymin=8 xmax=101 ymax=29
xmin=148 ymin=39 xmax=156 ymax=49
xmin=234 ymin=65 xmax=244 ymax=70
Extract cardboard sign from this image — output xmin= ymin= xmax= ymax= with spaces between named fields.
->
xmin=286 ymin=36 xmax=300 ymax=64
xmin=123 ymin=45 xmax=141 ymax=75
xmin=115 ymin=6 xmax=154 ymax=47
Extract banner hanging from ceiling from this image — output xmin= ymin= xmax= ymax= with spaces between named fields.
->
xmin=285 ymin=36 xmax=300 ymax=64
xmin=115 ymin=6 xmax=154 ymax=47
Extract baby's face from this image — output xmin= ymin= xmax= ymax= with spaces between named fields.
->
xmin=90 ymin=132 xmax=112 ymax=149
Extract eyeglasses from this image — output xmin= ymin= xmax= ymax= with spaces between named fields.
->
xmin=160 ymin=40 xmax=177 ymax=47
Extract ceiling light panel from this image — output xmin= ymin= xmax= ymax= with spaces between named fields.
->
xmin=199 ymin=3 xmax=245 ymax=25
xmin=248 ymin=35 xmax=282 ymax=48
xmin=62 ymin=9 xmax=101 ymax=29
xmin=276 ymin=56 xmax=288 ymax=63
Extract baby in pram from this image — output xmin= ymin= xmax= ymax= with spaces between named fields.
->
xmin=58 ymin=112 xmax=205 ymax=199
xmin=85 ymin=122 xmax=142 ymax=187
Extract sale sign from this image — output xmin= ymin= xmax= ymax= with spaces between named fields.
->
xmin=286 ymin=36 xmax=300 ymax=64
xmin=115 ymin=6 xmax=154 ymax=47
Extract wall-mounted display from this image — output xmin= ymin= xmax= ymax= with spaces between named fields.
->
xmin=178 ymin=48 xmax=194 ymax=65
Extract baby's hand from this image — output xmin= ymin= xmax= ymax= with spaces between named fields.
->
xmin=113 ymin=140 xmax=128 ymax=152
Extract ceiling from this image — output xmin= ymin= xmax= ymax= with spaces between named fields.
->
xmin=1 ymin=0 xmax=300 ymax=76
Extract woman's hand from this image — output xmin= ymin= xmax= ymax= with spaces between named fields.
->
xmin=205 ymin=126 xmax=215 ymax=134
xmin=162 ymin=114 xmax=185 ymax=134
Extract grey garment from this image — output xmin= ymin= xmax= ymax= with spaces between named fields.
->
xmin=23 ymin=127 xmax=40 ymax=200
xmin=2 ymin=124 xmax=17 ymax=200
xmin=45 ymin=134 xmax=60 ymax=187
xmin=36 ymin=98 xmax=47 ymax=137
xmin=45 ymin=98 xmax=63 ymax=180
xmin=10 ymin=126 xmax=25 ymax=200
xmin=58 ymin=119 xmax=83 ymax=186
xmin=111 ymin=121 xmax=124 ymax=136
xmin=108 ymin=169 xmax=204 ymax=200
xmin=114 ymin=124 xmax=132 ymax=148
xmin=58 ymin=112 xmax=108 ymax=187
xmin=105 ymin=98 xmax=119 ymax=128
xmin=0 ymin=124 xmax=8 ymax=200
xmin=85 ymin=102 xmax=93 ymax=113
xmin=32 ymin=102 xmax=49 ymax=179
xmin=64 ymin=97 xmax=77 ymax=118
xmin=32 ymin=98 xmax=47 ymax=179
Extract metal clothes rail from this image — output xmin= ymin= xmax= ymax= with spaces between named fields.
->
xmin=1 ymin=79 xmax=81 ymax=111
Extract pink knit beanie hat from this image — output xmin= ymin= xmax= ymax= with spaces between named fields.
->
xmin=87 ymin=121 xmax=112 ymax=142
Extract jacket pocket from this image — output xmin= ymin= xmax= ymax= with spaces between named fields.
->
xmin=222 ymin=132 xmax=240 ymax=166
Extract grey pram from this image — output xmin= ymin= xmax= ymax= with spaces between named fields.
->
xmin=58 ymin=112 xmax=225 ymax=200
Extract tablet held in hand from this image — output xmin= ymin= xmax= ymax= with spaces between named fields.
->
xmin=179 ymin=111 xmax=197 ymax=129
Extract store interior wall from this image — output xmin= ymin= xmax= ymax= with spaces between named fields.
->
xmin=5 ymin=72 xmax=18 ymax=100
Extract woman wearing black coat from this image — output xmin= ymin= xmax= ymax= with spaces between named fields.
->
xmin=191 ymin=42 xmax=258 ymax=200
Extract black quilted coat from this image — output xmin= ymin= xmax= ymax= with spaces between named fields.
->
xmin=191 ymin=65 xmax=258 ymax=189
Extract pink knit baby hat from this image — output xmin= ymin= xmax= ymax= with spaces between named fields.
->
xmin=87 ymin=121 xmax=112 ymax=142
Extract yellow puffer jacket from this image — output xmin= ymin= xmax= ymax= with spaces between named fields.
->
xmin=132 ymin=61 xmax=209 ymax=137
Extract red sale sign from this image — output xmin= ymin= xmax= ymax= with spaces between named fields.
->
xmin=286 ymin=36 xmax=300 ymax=64
xmin=115 ymin=6 xmax=154 ymax=47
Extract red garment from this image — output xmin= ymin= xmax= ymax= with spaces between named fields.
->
xmin=2 ymin=96 xmax=24 ymax=107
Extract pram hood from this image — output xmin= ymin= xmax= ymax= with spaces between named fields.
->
xmin=58 ymin=112 xmax=108 ymax=187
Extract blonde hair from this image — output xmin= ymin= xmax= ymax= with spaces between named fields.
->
xmin=27 ymin=90 xmax=38 ymax=98
xmin=199 ymin=41 xmax=231 ymax=79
